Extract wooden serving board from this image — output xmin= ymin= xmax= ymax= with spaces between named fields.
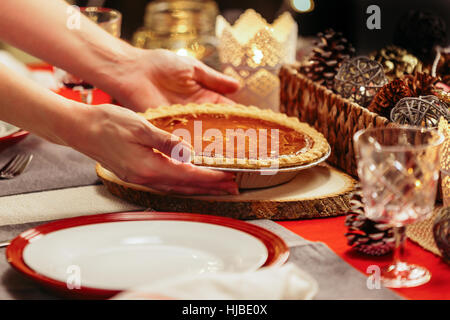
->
xmin=96 ymin=164 xmax=357 ymax=220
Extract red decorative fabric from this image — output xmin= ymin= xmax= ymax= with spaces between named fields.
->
xmin=277 ymin=216 xmax=450 ymax=300
xmin=27 ymin=63 xmax=112 ymax=105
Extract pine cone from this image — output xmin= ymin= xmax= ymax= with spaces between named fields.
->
xmin=298 ymin=29 xmax=355 ymax=90
xmin=403 ymin=72 xmax=440 ymax=96
xmin=368 ymin=79 xmax=414 ymax=118
xmin=345 ymin=187 xmax=395 ymax=256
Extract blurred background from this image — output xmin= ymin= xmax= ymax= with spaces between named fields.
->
xmin=1 ymin=0 xmax=449 ymax=62
xmin=75 ymin=0 xmax=449 ymax=53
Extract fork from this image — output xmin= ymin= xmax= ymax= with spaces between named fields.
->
xmin=0 ymin=153 xmax=33 ymax=179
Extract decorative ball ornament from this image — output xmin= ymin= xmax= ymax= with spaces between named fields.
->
xmin=345 ymin=186 xmax=395 ymax=256
xmin=334 ymin=56 xmax=388 ymax=107
xmin=369 ymin=45 xmax=424 ymax=81
xmin=390 ymin=95 xmax=450 ymax=128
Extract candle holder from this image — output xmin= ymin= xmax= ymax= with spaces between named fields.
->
xmin=216 ymin=9 xmax=297 ymax=112
xmin=132 ymin=0 xmax=219 ymax=68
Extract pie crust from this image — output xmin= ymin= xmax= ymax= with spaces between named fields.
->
xmin=140 ymin=103 xmax=330 ymax=169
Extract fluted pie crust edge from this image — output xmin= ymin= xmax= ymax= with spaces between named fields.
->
xmin=140 ymin=103 xmax=330 ymax=169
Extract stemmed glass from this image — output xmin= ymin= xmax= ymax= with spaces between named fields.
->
xmin=54 ymin=7 xmax=122 ymax=104
xmin=354 ymin=127 xmax=444 ymax=288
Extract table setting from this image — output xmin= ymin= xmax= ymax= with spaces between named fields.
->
xmin=0 ymin=0 xmax=449 ymax=304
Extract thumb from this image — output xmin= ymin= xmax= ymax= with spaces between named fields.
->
xmin=193 ymin=61 xmax=240 ymax=94
xmin=142 ymin=124 xmax=193 ymax=163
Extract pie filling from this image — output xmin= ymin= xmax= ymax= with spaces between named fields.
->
xmin=150 ymin=113 xmax=313 ymax=160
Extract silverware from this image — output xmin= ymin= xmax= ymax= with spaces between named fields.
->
xmin=0 ymin=153 xmax=33 ymax=179
xmin=0 ymin=241 xmax=10 ymax=248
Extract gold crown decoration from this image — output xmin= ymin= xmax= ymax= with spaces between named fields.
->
xmin=216 ymin=9 xmax=298 ymax=111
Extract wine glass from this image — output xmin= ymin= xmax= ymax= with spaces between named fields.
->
xmin=54 ymin=7 xmax=122 ymax=104
xmin=354 ymin=127 xmax=444 ymax=288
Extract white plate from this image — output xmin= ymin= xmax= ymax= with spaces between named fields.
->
xmin=22 ymin=220 xmax=269 ymax=291
xmin=0 ymin=120 xmax=20 ymax=138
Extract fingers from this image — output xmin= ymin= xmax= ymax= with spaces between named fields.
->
xmin=140 ymin=124 xmax=193 ymax=163
xmin=153 ymin=151 xmax=236 ymax=184
xmin=193 ymin=61 xmax=240 ymax=95
xmin=116 ymin=145 xmax=238 ymax=194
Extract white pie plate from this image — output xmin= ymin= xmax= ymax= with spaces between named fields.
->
xmin=203 ymin=146 xmax=331 ymax=189
xmin=7 ymin=212 xmax=289 ymax=299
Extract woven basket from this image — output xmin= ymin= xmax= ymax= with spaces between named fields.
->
xmin=279 ymin=63 xmax=395 ymax=177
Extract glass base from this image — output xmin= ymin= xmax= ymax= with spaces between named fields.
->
xmin=381 ymin=262 xmax=431 ymax=288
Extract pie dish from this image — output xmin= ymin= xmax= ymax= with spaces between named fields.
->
xmin=141 ymin=103 xmax=330 ymax=169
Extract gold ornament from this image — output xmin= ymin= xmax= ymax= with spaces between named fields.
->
xmin=370 ymin=45 xmax=424 ymax=81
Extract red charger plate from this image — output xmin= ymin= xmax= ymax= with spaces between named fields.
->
xmin=0 ymin=130 xmax=29 ymax=153
xmin=6 ymin=212 xmax=289 ymax=300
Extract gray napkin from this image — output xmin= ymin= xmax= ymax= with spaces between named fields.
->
xmin=0 ymin=221 xmax=58 ymax=299
xmin=0 ymin=219 xmax=403 ymax=300
xmin=250 ymin=220 xmax=402 ymax=300
xmin=0 ymin=134 xmax=99 ymax=197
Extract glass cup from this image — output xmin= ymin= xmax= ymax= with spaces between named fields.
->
xmin=54 ymin=7 xmax=122 ymax=104
xmin=354 ymin=127 xmax=445 ymax=288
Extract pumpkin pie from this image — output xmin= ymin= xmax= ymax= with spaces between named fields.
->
xmin=141 ymin=103 xmax=330 ymax=169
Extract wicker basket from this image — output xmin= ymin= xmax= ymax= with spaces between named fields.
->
xmin=279 ymin=63 xmax=394 ymax=177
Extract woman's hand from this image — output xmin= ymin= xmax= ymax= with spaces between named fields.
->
xmin=100 ymin=49 xmax=240 ymax=112
xmin=69 ymin=104 xmax=239 ymax=195
xmin=0 ymin=1 xmax=239 ymax=112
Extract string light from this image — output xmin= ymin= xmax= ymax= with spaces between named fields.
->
xmin=290 ymin=0 xmax=315 ymax=13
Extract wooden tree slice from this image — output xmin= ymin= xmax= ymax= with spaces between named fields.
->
xmin=96 ymin=163 xmax=357 ymax=220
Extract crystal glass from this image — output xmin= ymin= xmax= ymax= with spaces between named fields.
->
xmin=54 ymin=7 xmax=122 ymax=104
xmin=354 ymin=127 xmax=444 ymax=288
xmin=132 ymin=0 xmax=219 ymax=68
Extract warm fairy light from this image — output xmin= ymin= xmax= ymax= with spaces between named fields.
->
xmin=252 ymin=46 xmax=264 ymax=65
xmin=176 ymin=48 xmax=189 ymax=57
xmin=175 ymin=48 xmax=198 ymax=59
xmin=290 ymin=0 xmax=315 ymax=13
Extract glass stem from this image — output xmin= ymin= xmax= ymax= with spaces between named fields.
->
xmin=393 ymin=226 xmax=407 ymax=264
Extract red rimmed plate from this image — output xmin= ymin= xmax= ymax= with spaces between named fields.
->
xmin=6 ymin=212 xmax=289 ymax=299
xmin=0 ymin=130 xmax=29 ymax=152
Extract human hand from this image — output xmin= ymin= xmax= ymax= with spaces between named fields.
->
xmin=69 ymin=103 xmax=238 ymax=195
xmin=101 ymin=48 xmax=240 ymax=112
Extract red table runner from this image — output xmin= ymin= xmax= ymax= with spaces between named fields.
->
xmin=277 ymin=216 xmax=450 ymax=300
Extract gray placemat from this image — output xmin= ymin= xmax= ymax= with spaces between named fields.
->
xmin=0 ymin=134 xmax=99 ymax=197
xmin=0 ymin=219 xmax=402 ymax=300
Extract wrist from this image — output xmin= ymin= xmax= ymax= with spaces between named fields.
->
xmin=51 ymin=100 xmax=91 ymax=148
xmin=88 ymin=42 xmax=143 ymax=94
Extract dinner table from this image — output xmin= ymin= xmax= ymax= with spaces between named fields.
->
xmin=0 ymin=63 xmax=448 ymax=300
